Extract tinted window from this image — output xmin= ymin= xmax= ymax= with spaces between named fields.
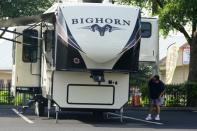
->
xmin=141 ymin=22 xmax=151 ymax=38
xmin=44 ymin=30 xmax=54 ymax=52
xmin=0 ymin=79 xmax=4 ymax=87
xmin=22 ymin=29 xmax=38 ymax=63
xmin=12 ymin=42 xmax=16 ymax=64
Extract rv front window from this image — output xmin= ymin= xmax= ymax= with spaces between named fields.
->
xmin=141 ymin=22 xmax=151 ymax=38
xmin=22 ymin=29 xmax=38 ymax=63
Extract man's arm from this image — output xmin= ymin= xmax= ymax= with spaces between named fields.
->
xmin=158 ymin=81 xmax=165 ymax=98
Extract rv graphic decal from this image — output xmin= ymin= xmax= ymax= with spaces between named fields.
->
xmin=81 ymin=24 xmax=122 ymax=36
xmin=72 ymin=18 xmax=131 ymax=26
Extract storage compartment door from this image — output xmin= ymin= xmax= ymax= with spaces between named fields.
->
xmin=67 ymin=84 xmax=114 ymax=105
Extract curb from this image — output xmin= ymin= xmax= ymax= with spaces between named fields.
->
xmin=0 ymin=105 xmax=15 ymax=109
xmin=124 ymin=106 xmax=197 ymax=111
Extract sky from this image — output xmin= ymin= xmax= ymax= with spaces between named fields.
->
xmin=159 ymin=34 xmax=187 ymax=60
xmin=0 ymin=32 xmax=13 ymax=70
xmin=0 ymin=40 xmax=12 ymax=70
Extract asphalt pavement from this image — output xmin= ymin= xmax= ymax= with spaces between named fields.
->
xmin=0 ymin=105 xmax=197 ymax=131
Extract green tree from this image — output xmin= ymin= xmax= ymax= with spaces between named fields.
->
xmin=0 ymin=0 xmax=54 ymax=18
xmin=130 ymin=64 xmax=152 ymax=87
xmin=119 ymin=0 xmax=197 ymax=82
xmin=129 ymin=64 xmax=153 ymax=105
xmin=0 ymin=0 xmax=54 ymax=37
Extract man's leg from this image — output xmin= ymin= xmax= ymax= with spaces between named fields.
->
xmin=156 ymin=104 xmax=160 ymax=114
xmin=148 ymin=102 xmax=154 ymax=114
xmin=146 ymin=99 xmax=154 ymax=120
xmin=155 ymin=99 xmax=161 ymax=120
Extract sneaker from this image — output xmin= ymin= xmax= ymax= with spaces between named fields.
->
xmin=155 ymin=116 xmax=160 ymax=121
xmin=145 ymin=116 xmax=152 ymax=120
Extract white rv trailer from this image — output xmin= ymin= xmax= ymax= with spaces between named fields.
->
xmin=140 ymin=17 xmax=159 ymax=74
xmin=11 ymin=2 xmax=158 ymax=117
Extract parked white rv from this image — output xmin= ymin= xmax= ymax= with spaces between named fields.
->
xmin=11 ymin=2 xmax=158 ymax=119
xmin=140 ymin=17 xmax=159 ymax=74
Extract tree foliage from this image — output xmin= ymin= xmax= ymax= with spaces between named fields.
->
xmin=119 ymin=0 xmax=197 ymax=82
xmin=130 ymin=64 xmax=153 ymax=87
xmin=119 ymin=0 xmax=197 ymax=40
xmin=158 ymin=0 xmax=197 ymax=42
xmin=0 ymin=0 xmax=54 ymax=18
xmin=0 ymin=0 xmax=54 ymax=38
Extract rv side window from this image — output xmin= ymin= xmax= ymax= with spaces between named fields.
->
xmin=12 ymin=29 xmax=16 ymax=64
xmin=141 ymin=22 xmax=151 ymax=38
xmin=0 ymin=79 xmax=4 ymax=87
xmin=12 ymin=42 xmax=16 ymax=64
xmin=44 ymin=30 xmax=54 ymax=52
xmin=22 ymin=29 xmax=38 ymax=63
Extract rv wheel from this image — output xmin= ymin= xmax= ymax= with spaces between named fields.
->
xmin=35 ymin=101 xmax=45 ymax=116
xmin=93 ymin=111 xmax=104 ymax=121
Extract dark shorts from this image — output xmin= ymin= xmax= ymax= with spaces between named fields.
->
xmin=150 ymin=98 xmax=163 ymax=105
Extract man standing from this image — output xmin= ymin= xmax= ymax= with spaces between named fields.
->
xmin=145 ymin=75 xmax=165 ymax=121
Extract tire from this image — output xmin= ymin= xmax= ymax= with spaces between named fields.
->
xmin=35 ymin=101 xmax=45 ymax=116
xmin=93 ymin=111 xmax=104 ymax=121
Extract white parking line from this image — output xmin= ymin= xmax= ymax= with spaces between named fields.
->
xmin=108 ymin=112 xmax=164 ymax=125
xmin=12 ymin=108 xmax=34 ymax=124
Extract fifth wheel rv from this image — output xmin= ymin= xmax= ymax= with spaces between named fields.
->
xmin=11 ymin=2 xmax=158 ymax=119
